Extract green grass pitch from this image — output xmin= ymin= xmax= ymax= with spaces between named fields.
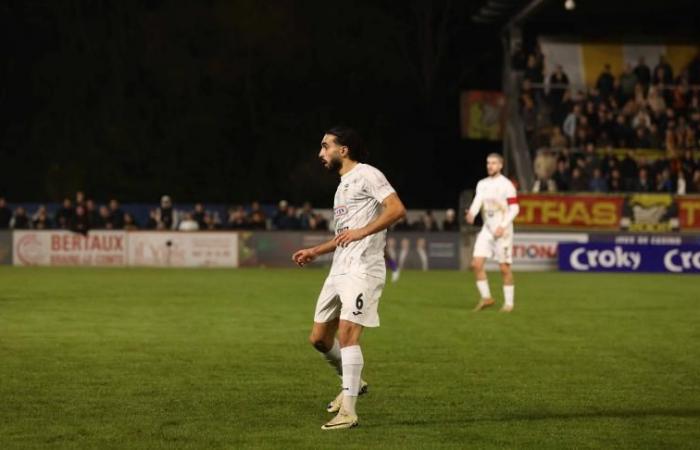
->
xmin=1 ymin=267 xmax=699 ymax=449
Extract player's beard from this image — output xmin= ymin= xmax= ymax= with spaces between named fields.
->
xmin=325 ymin=155 xmax=342 ymax=173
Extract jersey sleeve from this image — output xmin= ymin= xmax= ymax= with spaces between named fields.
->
xmin=501 ymin=180 xmax=519 ymax=227
xmin=467 ymin=181 xmax=483 ymax=217
xmin=365 ymin=167 xmax=396 ymax=203
xmin=505 ymin=180 xmax=517 ymax=204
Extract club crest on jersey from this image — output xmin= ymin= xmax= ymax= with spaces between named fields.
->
xmin=334 ymin=205 xmax=348 ymax=217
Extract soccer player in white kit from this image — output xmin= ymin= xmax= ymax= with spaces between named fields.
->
xmin=292 ymin=126 xmax=406 ymax=430
xmin=466 ymin=153 xmax=520 ymax=312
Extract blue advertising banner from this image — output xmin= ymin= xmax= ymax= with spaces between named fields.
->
xmin=587 ymin=234 xmax=700 ymax=245
xmin=558 ymin=242 xmax=700 ymax=273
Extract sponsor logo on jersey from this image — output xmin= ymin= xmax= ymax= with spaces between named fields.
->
xmin=334 ymin=205 xmax=348 ymax=217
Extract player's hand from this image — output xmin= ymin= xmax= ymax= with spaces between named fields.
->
xmin=466 ymin=211 xmax=475 ymax=224
xmin=493 ymin=226 xmax=505 ymax=238
xmin=334 ymin=228 xmax=367 ymax=247
xmin=292 ymin=248 xmax=317 ymax=267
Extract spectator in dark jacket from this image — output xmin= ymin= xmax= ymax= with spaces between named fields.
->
xmin=193 ymin=203 xmax=206 ymax=229
xmin=596 ymin=64 xmax=615 ymax=99
xmin=86 ymin=199 xmax=100 ymax=228
xmin=11 ymin=206 xmax=30 ymax=229
xmin=553 ymin=159 xmax=570 ymax=191
xmin=413 ymin=210 xmax=440 ymax=232
xmin=442 ymin=208 xmax=460 ymax=231
xmin=227 ymin=206 xmax=249 ymax=229
xmin=70 ymin=205 xmax=90 ymax=234
xmin=634 ymin=57 xmax=651 ymax=88
xmin=32 ymin=206 xmax=53 ymax=229
xmin=653 ymin=55 xmax=674 ymax=85
xmin=631 ymin=168 xmax=653 ymax=192
xmin=548 ymin=65 xmax=569 ymax=106
xmin=109 ymin=199 xmax=125 ymax=229
xmin=569 ymin=167 xmax=589 ymax=191
xmin=589 ymin=168 xmax=608 ymax=192
xmin=55 ymin=198 xmax=74 ymax=229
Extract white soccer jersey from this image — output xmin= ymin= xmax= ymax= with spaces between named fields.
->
xmin=468 ymin=174 xmax=518 ymax=235
xmin=330 ymin=163 xmax=396 ymax=279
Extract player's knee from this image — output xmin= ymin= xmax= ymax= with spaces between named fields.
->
xmin=337 ymin=326 xmax=361 ymax=347
xmin=471 ymin=259 xmax=483 ymax=272
xmin=338 ymin=334 xmax=359 ymax=348
xmin=500 ymin=266 xmax=513 ymax=281
xmin=309 ymin=335 xmax=330 ymax=353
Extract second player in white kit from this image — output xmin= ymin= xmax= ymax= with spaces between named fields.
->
xmin=467 ymin=153 xmax=520 ymax=312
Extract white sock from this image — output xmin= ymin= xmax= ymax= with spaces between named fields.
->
xmin=340 ymin=345 xmax=363 ymax=415
xmin=398 ymin=245 xmax=409 ymax=269
xmin=476 ymin=279 xmax=491 ymax=299
xmin=322 ymin=339 xmax=343 ymax=378
xmin=417 ymin=248 xmax=428 ymax=271
xmin=504 ymin=285 xmax=514 ymax=306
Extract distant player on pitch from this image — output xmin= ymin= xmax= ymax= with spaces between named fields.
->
xmin=292 ymin=126 xmax=405 ymax=430
xmin=466 ymin=153 xmax=519 ymax=312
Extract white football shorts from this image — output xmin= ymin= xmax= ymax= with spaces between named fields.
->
xmin=473 ymin=228 xmax=513 ymax=264
xmin=313 ymin=273 xmax=384 ymax=327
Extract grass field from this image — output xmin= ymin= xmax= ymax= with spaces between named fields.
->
xmin=0 ymin=267 xmax=699 ymax=449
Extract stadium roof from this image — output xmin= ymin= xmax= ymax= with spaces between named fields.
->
xmin=470 ymin=0 xmax=531 ymax=25
xmin=471 ymin=0 xmax=700 ymax=39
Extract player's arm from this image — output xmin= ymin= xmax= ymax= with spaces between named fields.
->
xmin=500 ymin=200 xmax=520 ymax=228
xmin=292 ymin=238 xmax=337 ymax=267
xmin=466 ymin=185 xmax=483 ymax=224
xmin=334 ymin=193 xmax=405 ymax=247
xmin=494 ymin=184 xmax=519 ymax=238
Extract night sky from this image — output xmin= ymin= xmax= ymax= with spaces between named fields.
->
xmin=1 ymin=0 xmax=502 ymax=208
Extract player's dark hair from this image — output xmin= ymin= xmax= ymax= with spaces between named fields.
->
xmin=325 ymin=126 xmax=369 ymax=162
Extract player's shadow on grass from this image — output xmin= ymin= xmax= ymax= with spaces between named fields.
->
xmin=385 ymin=408 xmax=700 ymax=426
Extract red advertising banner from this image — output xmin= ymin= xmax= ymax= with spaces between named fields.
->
xmin=11 ymin=230 xmax=238 ymax=267
xmin=13 ymin=230 xmax=127 ymax=266
xmin=678 ymin=196 xmax=700 ymax=230
xmin=515 ymin=194 xmax=624 ymax=229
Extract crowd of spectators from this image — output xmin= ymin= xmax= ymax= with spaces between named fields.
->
xmin=390 ymin=208 xmax=460 ymax=232
xmin=0 ymin=192 xmax=330 ymax=232
xmin=0 ymin=192 xmax=461 ymax=232
xmin=0 ymin=192 xmax=138 ymax=233
xmin=515 ymin=43 xmax=700 ymax=194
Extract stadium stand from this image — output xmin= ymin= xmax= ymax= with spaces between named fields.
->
xmin=515 ymin=45 xmax=700 ymax=194
xmin=0 ymin=194 xmax=456 ymax=232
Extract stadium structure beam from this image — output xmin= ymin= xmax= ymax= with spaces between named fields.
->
xmin=502 ymin=0 xmax=545 ymax=31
